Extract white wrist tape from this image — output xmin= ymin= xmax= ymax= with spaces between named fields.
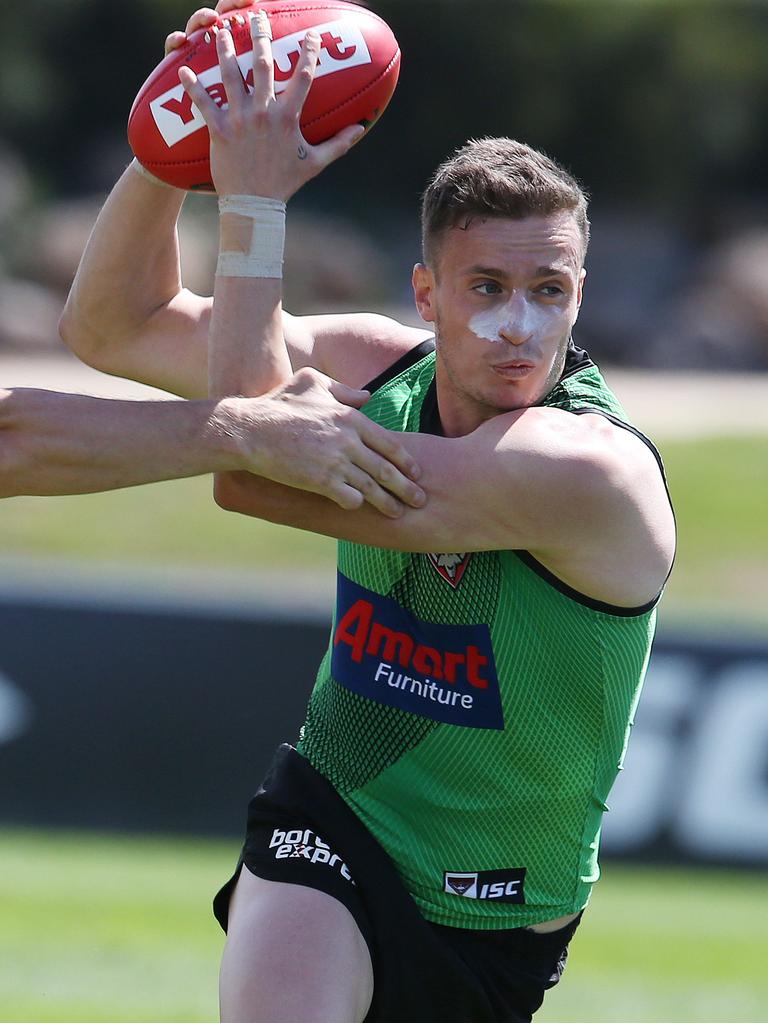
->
xmin=130 ymin=157 xmax=176 ymax=189
xmin=216 ymin=194 xmax=286 ymax=279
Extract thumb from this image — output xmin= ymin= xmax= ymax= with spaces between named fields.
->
xmin=327 ymin=379 xmax=371 ymax=408
xmin=312 ymin=123 xmax=367 ymax=169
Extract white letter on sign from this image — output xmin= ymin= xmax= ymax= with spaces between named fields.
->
xmin=677 ymin=663 xmax=768 ymax=859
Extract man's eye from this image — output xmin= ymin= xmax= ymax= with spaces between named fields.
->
xmin=473 ymin=282 xmax=502 ymax=295
xmin=539 ymin=285 xmax=565 ymax=297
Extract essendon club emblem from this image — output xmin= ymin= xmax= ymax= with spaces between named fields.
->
xmin=444 ymin=873 xmax=478 ymax=897
xmin=426 ymin=552 xmax=472 ymax=589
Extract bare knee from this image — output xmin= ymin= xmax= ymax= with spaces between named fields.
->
xmin=220 ymin=867 xmax=373 ymax=1023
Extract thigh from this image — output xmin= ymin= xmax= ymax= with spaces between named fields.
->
xmin=220 ymin=865 xmax=374 ymax=1023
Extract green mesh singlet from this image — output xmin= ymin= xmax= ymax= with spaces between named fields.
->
xmin=298 ymin=350 xmax=661 ymax=928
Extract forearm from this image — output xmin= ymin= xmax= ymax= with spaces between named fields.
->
xmin=0 ymin=387 xmax=246 ymax=498
xmin=209 ymin=197 xmax=293 ymax=398
xmin=59 ymin=161 xmax=187 ymax=362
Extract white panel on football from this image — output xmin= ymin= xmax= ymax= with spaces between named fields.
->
xmin=150 ymin=20 xmax=372 ymax=149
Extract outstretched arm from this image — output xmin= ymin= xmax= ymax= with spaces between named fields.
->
xmin=0 ymin=373 xmax=423 ymax=516
xmin=0 ymin=387 xmax=238 ymax=497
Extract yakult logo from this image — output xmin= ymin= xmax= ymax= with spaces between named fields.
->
xmin=150 ymin=20 xmax=372 ymax=148
xmin=331 ymin=573 xmax=504 ymax=729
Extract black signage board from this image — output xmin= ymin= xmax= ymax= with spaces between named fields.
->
xmin=1 ymin=597 xmax=767 ymax=867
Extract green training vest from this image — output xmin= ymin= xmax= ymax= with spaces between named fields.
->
xmin=298 ymin=348 xmax=662 ymax=929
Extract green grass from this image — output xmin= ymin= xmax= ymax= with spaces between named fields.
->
xmin=658 ymin=435 xmax=768 ymax=631
xmin=0 ymin=435 xmax=766 ymax=628
xmin=0 ymin=476 xmax=336 ymax=571
xmin=0 ymin=828 xmax=766 ymax=1023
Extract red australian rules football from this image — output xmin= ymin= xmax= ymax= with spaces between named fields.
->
xmin=128 ymin=1 xmax=401 ymax=190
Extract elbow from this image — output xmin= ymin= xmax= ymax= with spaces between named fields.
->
xmin=58 ymin=294 xmax=132 ymax=374
xmin=0 ymin=392 xmax=23 ymax=498
xmin=213 ymin=471 xmax=250 ymax=514
xmin=58 ymin=299 xmax=104 ymax=368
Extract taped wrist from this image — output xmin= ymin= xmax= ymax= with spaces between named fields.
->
xmin=216 ymin=194 xmax=286 ymax=279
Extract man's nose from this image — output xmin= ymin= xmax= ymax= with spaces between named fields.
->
xmin=497 ymin=295 xmax=533 ymax=345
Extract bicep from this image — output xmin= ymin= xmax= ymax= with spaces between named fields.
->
xmin=214 ymin=412 xmax=595 ymax=553
xmin=96 ymin=302 xmax=428 ymax=399
xmin=284 ymin=312 xmax=433 ymax=387
xmin=81 ymin=289 xmax=213 ymax=399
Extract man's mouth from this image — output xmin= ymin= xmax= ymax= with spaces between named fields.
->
xmin=491 ymin=360 xmax=535 ymax=378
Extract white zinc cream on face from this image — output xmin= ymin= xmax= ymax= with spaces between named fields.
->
xmin=468 ymin=294 xmax=559 ymax=344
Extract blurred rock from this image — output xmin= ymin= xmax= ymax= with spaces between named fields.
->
xmin=644 ymin=229 xmax=768 ymax=370
xmin=0 ymin=278 xmax=63 ymax=350
xmin=0 ymin=148 xmax=31 ymax=231
xmin=283 ymin=211 xmax=394 ymax=310
xmin=176 ymin=195 xmax=219 ymax=296
xmin=174 ymin=204 xmax=395 ymax=309
xmin=14 ymin=198 xmax=102 ymax=292
xmin=576 ymin=209 xmax=693 ymax=366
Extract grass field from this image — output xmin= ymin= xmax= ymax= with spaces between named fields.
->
xmin=1 ymin=828 xmax=766 ymax=1023
xmin=0 ymin=434 xmax=767 ymax=630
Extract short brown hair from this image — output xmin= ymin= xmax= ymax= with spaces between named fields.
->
xmin=421 ymin=137 xmax=590 ymax=268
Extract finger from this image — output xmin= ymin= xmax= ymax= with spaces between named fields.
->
xmin=341 ymin=466 xmax=404 ymax=518
xmin=353 ymin=444 xmax=426 ymax=507
xmin=360 ymin=421 xmax=422 ymax=483
xmin=359 ymin=454 xmax=427 ymax=509
xmin=164 ymin=31 xmax=187 ymax=56
xmin=325 ymin=480 xmax=365 ymax=512
xmin=215 ymin=28 xmax=248 ymax=111
xmin=250 ymin=9 xmax=276 ymax=103
xmin=310 ymin=123 xmax=367 ymax=171
xmin=216 ymin=0 xmax=252 ymax=11
xmin=184 ymin=7 xmax=218 ymax=37
xmin=326 ymin=379 xmax=370 ymax=408
xmin=178 ymin=66 xmax=220 ymax=125
xmin=281 ymin=30 xmax=321 ymax=114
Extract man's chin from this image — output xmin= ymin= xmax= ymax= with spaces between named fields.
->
xmin=494 ymin=382 xmax=547 ymax=412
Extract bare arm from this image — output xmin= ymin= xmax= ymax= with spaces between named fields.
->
xmin=58 ymin=164 xmax=424 ymax=398
xmin=216 ymin=407 xmax=676 ymax=607
xmin=0 ymin=386 xmax=238 ymax=497
xmin=57 ymin=164 xmax=210 ymax=397
xmin=183 ymin=16 xmax=369 ymax=402
xmin=0 ymin=374 xmax=424 ymax=512
xmin=59 ymin=3 xmax=425 ymax=399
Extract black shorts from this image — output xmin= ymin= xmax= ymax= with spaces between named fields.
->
xmin=213 ymin=744 xmax=581 ymax=1023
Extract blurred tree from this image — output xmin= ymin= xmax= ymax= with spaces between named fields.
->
xmin=4 ymin=0 xmax=768 ymax=213
xmin=4 ymin=0 xmax=768 ymax=367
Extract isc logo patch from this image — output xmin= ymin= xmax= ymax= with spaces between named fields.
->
xmin=444 ymin=868 xmax=527 ymax=903
xmin=150 ymin=20 xmax=373 ymax=147
xmin=331 ymin=572 xmax=503 ymax=729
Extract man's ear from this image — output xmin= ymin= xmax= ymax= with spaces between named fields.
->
xmin=412 ymin=263 xmax=437 ymax=324
xmin=572 ymin=268 xmax=586 ymax=325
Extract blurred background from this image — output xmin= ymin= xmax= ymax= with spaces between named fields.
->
xmin=1 ymin=1 xmax=766 ymax=1021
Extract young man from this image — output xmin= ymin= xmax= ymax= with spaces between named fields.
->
xmin=62 ymin=5 xmax=675 ymax=1020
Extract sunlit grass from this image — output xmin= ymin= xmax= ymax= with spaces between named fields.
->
xmin=0 ymin=829 xmax=765 ymax=1023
